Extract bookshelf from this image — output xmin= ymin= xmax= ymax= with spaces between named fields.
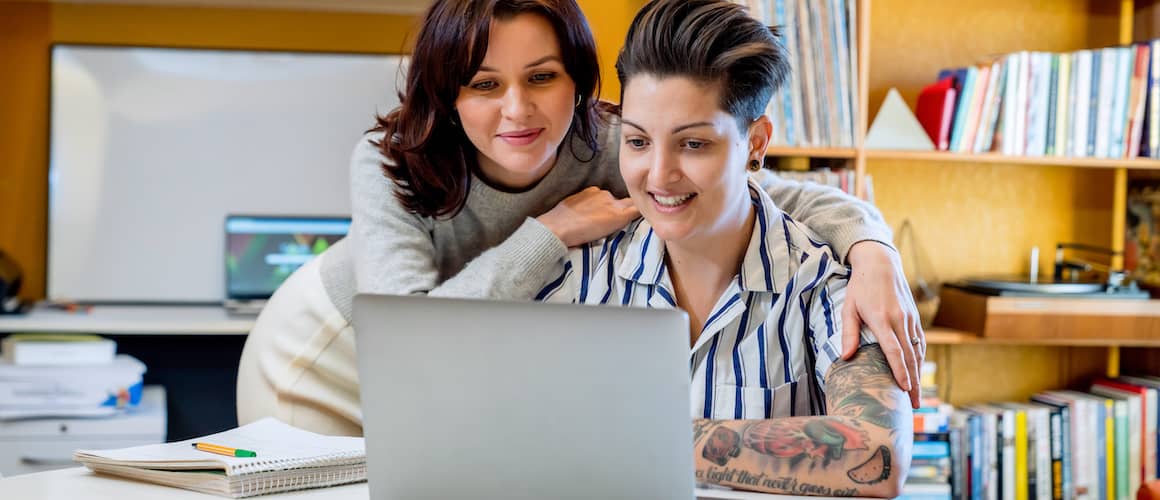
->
xmin=757 ymin=0 xmax=1160 ymax=406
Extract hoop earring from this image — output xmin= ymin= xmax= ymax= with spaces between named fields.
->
xmin=748 ymin=159 xmax=762 ymax=172
xmin=575 ymin=94 xmax=583 ymax=108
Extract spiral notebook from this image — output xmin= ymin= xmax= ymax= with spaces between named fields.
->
xmin=73 ymin=418 xmax=365 ymax=498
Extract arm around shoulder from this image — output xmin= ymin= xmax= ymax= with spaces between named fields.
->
xmin=753 ymin=169 xmax=894 ymax=262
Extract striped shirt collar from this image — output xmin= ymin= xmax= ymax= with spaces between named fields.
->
xmin=614 ymin=178 xmax=792 ymax=294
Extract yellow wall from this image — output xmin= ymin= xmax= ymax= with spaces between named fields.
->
xmin=578 ymin=0 xmax=647 ymax=102
xmin=0 ymin=1 xmax=637 ymax=301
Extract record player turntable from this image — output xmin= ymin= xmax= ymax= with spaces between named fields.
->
xmin=946 ymin=243 xmax=1147 ymax=299
xmin=933 ymin=243 xmax=1157 ymax=341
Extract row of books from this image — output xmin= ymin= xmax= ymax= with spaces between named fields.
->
xmin=772 ymin=168 xmax=874 ymax=203
xmin=925 ymin=40 xmax=1160 ymax=159
xmin=733 ymin=0 xmax=858 ymax=148
xmin=915 ymin=376 xmax=1160 ymax=500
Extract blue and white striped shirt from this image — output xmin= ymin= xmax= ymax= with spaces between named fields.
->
xmin=537 ymin=179 xmax=875 ymax=420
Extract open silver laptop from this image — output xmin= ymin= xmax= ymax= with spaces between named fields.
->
xmin=353 ymin=294 xmax=695 ymax=500
xmin=223 ymin=215 xmax=349 ymax=315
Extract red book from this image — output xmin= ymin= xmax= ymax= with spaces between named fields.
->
xmin=916 ymin=77 xmax=958 ymax=150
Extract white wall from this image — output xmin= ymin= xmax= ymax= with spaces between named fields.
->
xmin=48 ymin=45 xmax=403 ymax=302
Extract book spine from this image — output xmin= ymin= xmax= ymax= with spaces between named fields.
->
xmin=973 ymin=415 xmax=986 ymax=500
xmin=952 ymin=427 xmax=967 ymax=500
xmin=1150 ymin=40 xmax=1160 ymax=158
xmin=1114 ymin=401 xmax=1129 ymax=500
xmin=1074 ymin=51 xmax=1092 ymax=157
xmin=1045 ymin=54 xmax=1060 ymax=156
xmin=1100 ymin=398 xmax=1114 ymax=500
xmin=1056 ymin=53 xmax=1072 ymax=157
xmin=1032 ymin=400 xmax=1066 ymax=500
xmin=1089 ymin=50 xmax=1102 ymax=157
xmin=1016 ymin=410 xmax=1029 ymax=500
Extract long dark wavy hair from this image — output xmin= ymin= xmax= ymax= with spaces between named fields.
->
xmin=372 ymin=0 xmax=604 ymax=219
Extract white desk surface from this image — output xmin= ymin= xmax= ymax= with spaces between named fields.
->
xmin=0 ymin=467 xmax=836 ymax=499
xmin=0 ymin=305 xmax=253 ymax=335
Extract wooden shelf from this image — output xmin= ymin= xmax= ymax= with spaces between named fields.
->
xmin=764 ymin=146 xmax=857 ymax=159
xmin=925 ymin=327 xmax=1160 ymax=347
xmin=865 ymin=150 xmax=1160 ymax=169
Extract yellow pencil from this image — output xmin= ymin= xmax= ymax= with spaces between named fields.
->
xmin=191 ymin=442 xmax=257 ymax=458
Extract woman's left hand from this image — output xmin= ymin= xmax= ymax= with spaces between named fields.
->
xmin=841 ymin=241 xmax=925 ymax=409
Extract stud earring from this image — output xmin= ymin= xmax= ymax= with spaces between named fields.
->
xmin=748 ymin=159 xmax=762 ymax=172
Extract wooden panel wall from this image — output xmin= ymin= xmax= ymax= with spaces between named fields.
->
xmin=0 ymin=3 xmax=51 ymax=302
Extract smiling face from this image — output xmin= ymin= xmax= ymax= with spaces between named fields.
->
xmin=619 ymin=74 xmax=769 ymax=247
xmin=454 ymin=12 xmax=578 ymax=190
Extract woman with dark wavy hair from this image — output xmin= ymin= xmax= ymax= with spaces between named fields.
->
xmin=237 ymin=0 xmax=925 ymax=437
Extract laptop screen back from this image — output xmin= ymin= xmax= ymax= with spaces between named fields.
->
xmin=225 ymin=216 xmax=350 ymax=300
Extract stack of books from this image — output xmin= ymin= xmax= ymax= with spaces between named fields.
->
xmin=922 ymin=40 xmax=1160 ymax=159
xmin=0 ymin=334 xmax=146 ymax=419
xmin=902 ymin=361 xmax=956 ymax=500
xmin=733 ymin=0 xmax=858 ymax=148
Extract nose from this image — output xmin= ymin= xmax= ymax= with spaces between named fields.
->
xmin=646 ymin=147 xmax=682 ymax=187
xmin=501 ymin=84 xmax=535 ymax=121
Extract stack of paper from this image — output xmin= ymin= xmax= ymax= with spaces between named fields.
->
xmin=0 ymin=354 xmax=146 ymax=419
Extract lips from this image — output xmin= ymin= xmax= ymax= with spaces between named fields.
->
xmin=497 ymin=128 xmax=544 ymax=146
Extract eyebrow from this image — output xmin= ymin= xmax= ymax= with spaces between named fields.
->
xmin=478 ymin=55 xmax=563 ymax=73
xmin=621 ymin=120 xmax=715 ymax=134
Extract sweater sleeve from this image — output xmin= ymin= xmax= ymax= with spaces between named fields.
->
xmin=349 ymin=134 xmax=568 ymax=299
xmin=750 ymin=169 xmax=894 ymax=261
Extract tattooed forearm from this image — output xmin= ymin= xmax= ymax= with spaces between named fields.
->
xmin=702 ymin=426 xmax=742 ymax=466
xmin=696 ymin=467 xmax=860 ymax=497
xmin=847 ymin=445 xmax=892 ymax=485
xmin=691 ymin=345 xmax=911 ymax=497
xmin=742 ymin=418 xmax=869 ymax=469
xmin=826 ymin=344 xmax=908 ymax=433
xmin=693 ymin=419 xmax=726 ymax=445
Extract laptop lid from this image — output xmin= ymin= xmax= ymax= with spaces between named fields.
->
xmin=224 ymin=215 xmax=349 ymax=301
xmin=353 ymin=294 xmax=695 ymax=500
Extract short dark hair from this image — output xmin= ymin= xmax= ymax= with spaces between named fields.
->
xmin=615 ymin=0 xmax=790 ymax=130
xmin=373 ymin=0 xmax=604 ymax=218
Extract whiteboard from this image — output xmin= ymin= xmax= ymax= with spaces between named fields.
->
xmin=48 ymin=45 xmax=403 ymax=303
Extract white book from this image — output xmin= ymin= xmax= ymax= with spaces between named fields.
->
xmin=1096 ymin=48 xmax=1119 ymax=158
xmin=1001 ymin=52 xmax=1023 ymax=155
xmin=1109 ymin=47 xmax=1133 ymax=159
xmin=1073 ymin=50 xmax=1093 ymax=157
xmin=1013 ymin=51 xmax=1030 ymax=156
xmin=1026 ymin=53 xmax=1052 ymax=156
xmin=1056 ymin=53 xmax=1072 ymax=157
xmin=1 ymin=333 xmax=115 ymax=365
